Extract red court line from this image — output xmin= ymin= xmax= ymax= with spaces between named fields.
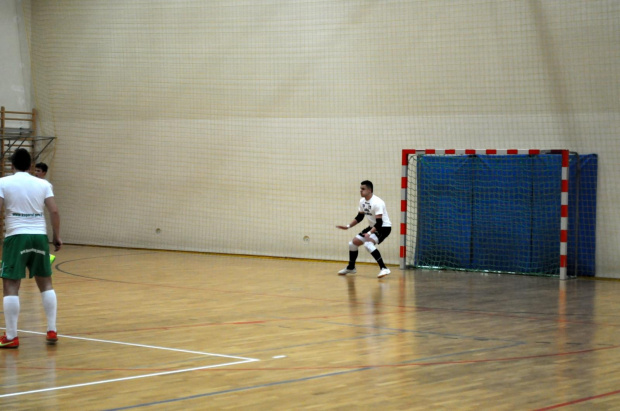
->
xmin=57 ymin=256 xmax=618 ymax=328
xmin=12 ymin=343 xmax=620 ymax=373
xmin=74 ymin=309 xmax=415 ymax=335
xmin=533 ymin=388 xmax=620 ymax=410
xmin=59 ymin=271 xmax=613 ymax=329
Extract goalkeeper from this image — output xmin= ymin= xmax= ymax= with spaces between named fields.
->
xmin=336 ymin=180 xmax=392 ymax=278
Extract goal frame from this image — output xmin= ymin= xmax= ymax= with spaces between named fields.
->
xmin=400 ymin=149 xmax=570 ymax=280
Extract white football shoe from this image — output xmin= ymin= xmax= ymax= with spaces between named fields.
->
xmin=377 ymin=268 xmax=391 ymax=278
xmin=338 ymin=267 xmax=357 ymax=275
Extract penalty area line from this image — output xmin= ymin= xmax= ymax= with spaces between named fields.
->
xmin=0 ymin=359 xmax=258 ymax=398
xmin=0 ymin=328 xmax=260 ymax=398
xmin=4 ymin=328 xmax=257 ymax=361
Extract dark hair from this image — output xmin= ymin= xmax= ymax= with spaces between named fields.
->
xmin=35 ymin=162 xmax=48 ymax=172
xmin=361 ymin=180 xmax=373 ymax=192
xmin=11 ymin=148 xmax=31 ymax=172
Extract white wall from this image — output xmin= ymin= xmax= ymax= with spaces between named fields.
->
xmin=0 ymin=0 xmax=31 ymax=114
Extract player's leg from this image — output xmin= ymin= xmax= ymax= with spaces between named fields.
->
xmin=363 ymin=239 xmax=388 ymax=270
xmin=31 ymin=235 xmax=57 ymax=343
xmin=338 ymin=236 xmax=364 ymax=275
xmin=34 ymin=276 xmax=58 ymax=343
xmin=2 ymin=278 xmax=21 ymax=348
xmin=373 ymin=228 xmax=392 ymax=278
xmin=1 ymin=235 xmax=26 ymax=348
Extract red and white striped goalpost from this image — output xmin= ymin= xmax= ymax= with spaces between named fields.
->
xmin=400 ymin=149 xmax=570 ymax=280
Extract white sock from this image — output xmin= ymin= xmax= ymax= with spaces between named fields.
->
xmin=41 ymin=290 xmax=57 ymax=332
xmin=3 ymin=296 xmax=20 ymax=340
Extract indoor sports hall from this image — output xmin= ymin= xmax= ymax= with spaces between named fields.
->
xmin=1 ymin=1 xmax=619 ymax=409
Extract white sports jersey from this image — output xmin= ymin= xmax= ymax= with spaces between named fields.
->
xmin=0 ymin=171 xmax=54 ymax=237
xmin=358 ymin=195 xmax=391 ymax=227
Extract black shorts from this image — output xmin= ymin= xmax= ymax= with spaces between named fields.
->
xmin=359 ymin=226 xmax=391 ymax=244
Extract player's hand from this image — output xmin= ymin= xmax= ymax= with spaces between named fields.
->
xmin=53 ymin=237 xmax=63 ymax=251
xmin=335 ymin=225 xmax=348 ymax=230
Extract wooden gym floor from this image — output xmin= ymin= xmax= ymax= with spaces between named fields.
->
xmin=1 ymin=244 xmax=620 ymax=410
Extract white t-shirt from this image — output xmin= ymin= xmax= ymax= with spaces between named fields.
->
xmin=358 ymin=195 xmax=392 ymax=227
xmin=0 ymin=171 xmax=54 ymax=237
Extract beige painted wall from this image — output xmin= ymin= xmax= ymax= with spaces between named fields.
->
xmin=12 ymin=1 xmax=620 ymax=276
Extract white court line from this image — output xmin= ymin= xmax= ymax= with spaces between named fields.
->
xmin=22 ymin=330 xmax=256 ymax=361
xmin=0 ymin=329 xmax=260 ymax=398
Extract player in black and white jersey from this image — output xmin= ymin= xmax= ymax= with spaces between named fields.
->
xmin=336 ymin=180 xmax=392 ymax=278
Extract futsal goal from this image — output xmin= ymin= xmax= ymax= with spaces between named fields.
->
xmin=400 ymin=149 xmax=581 ymax=280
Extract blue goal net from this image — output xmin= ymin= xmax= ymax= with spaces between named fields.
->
xmin=403 ymin=151 xmax=597 ymax=277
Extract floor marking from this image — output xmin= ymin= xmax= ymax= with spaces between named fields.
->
xmin=104 ymin=342 xmax=525 ymax=410
xmin=0 ymin=328 xmax=260 ymax=398
xmin=107 ymin=369 xmax=359 ymax=410
xmin=533 ymin=388 xmax=620 ymax=410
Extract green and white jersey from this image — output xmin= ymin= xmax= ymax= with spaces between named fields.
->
xmin=0 ymin=171 xmax=54 ymax=237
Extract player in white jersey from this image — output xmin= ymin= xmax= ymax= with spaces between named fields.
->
xmin=0 ymin=149 xmax=62 ymax=349
xmin=336 ymin=180 xmax=392 ymax=278
xmin=34 ymin=162 xmax=48 ymax=179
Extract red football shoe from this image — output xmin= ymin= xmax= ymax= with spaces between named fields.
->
xmin=0 ymin=334 xmax=19 ymax=349
xmin=46 ymin=330 xmax=58 ymax=344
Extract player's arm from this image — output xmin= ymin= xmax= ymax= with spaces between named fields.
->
xmin=367 ymin=213 xmax=383 ymax=236
xmin=336 ymin=212 xmax=365 ymax=230
xmin=44 ymin=196 xmax=62 ymax=251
